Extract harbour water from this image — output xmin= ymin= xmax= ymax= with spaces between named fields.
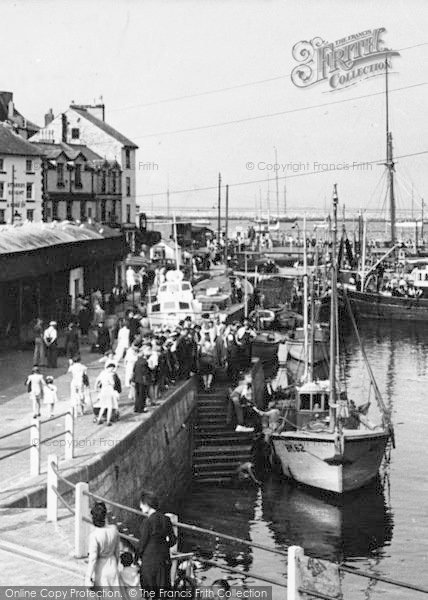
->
xmin=176 ymin=319 xmax=428 ymax=599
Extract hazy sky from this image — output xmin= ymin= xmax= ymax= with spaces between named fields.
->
xmin=5 ymin=0 xmax=428 ymax=216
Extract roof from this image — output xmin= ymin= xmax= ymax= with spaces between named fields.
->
xmin=71 ymin=106 xmax=138 ymax=149
xmin=31 ymin=141 xmax=105 ymax=165
xmin=0 ymin=126 xmax=44 ymax=157
xmin=0 ymin=221 xmax=122 ymax=255
xmin=0 ymin=92 xmax=40 ymax=133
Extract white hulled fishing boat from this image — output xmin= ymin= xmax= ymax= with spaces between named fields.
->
xmin=271 ymin=186 xmax=394 ymax=494
xmin=147 ymin=270 xmax=202 ymax=328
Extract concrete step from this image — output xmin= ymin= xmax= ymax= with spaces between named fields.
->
xmin=194 ymin=444 xmax=253 ymax=455
xmin=195 ymin=435 xmax=255 ymax=446
xmin=193 ymin=468 xmax=241 ymax=479
xmin=194 ymin=457 xmax=252 ymax=470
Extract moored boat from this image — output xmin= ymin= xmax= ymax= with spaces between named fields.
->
xmin=271 ymin=185 xmax=394 ymax=494
xmin=147 ymin=270 xmax=202 ymax=328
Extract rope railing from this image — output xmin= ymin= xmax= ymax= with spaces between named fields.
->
xmin=46 ymin=458 xmax=428 ymax=598
xmin=199 ymin=558 xmax=287 ymax=588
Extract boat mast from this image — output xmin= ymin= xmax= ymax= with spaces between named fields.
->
xmin=274 ymin=146 xmax=279 ymax=219
xmin=303 ymin=215 xmax=309 ymax=380
xmin=173 ymin=213 xmax=179 ymax=269
xmin=329 ymin=185 xmax=339 ymax=429
xmin=385 ymin=56 xmax=396 ymax=245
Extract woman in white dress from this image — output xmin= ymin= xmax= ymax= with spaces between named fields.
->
xmin=95 ymin=364 xmax=116 ymax=426
xmin=124 ymin=345 xmax=139 ymax=400
xmin=85 ymin=501 xmax=123 ymax=590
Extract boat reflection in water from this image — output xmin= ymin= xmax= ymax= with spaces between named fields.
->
xmin=263 ymin=475 xmax=394 ymax=563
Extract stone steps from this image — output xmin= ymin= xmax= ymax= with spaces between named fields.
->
xmin=193 ymin=380 xmax=255 ymax=483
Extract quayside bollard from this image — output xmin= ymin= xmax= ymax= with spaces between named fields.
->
xmin=46 ymin=454 xmax=58 ymax=522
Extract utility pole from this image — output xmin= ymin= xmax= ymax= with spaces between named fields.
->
xmin=224 ymin=184 xmax=229 ymax=265
xmin=422 ymin=198 xmax=425 ymax=243
xmin=283 ymin=182 xmax=287 ymax=216
xmin=11 ymin=165 xmax=15 ymax=224
xmin=166 ymin=188 xmax=170 ymax=217
xmin=217 ymin=173 xmax=221 ymax=243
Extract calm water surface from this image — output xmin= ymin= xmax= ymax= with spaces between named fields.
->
xmin=176 ymin=320 xmax=428 ymax=599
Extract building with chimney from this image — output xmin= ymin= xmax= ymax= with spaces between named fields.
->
xmin=0 ymin=91 xmax=40 ymax=139
xmin=30 ymin=103 xmax=138 ymax=245
xmin=31 ymin=140 xmax=122 ymax=224
xmin=0 ymin=124 xmax=44 ymax=224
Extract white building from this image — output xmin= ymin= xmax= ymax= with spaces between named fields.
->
xmin=0 ymin=124 xmax=44 ymax=223
xmin=30 ymin=103 xmax=138 ymax=232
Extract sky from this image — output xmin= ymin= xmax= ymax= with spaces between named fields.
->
xmin=4 ymin=0 xmax=428 ymax=217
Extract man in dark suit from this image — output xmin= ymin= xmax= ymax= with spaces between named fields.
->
xmin=137 ymin=491 xmax=177 ymax=593
xmin=132 ymin=347 xmax=151 ymax=413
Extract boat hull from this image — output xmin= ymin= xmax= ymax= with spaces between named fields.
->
xmin=341 ymin=289 xmax=428 ymax=322
xmin=271 ymin=430 xmax=389 ymax=493
xmin=286 ymin=339 xmax=328 ymax=364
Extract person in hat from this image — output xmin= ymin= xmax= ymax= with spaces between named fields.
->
xmin=26 ymin=366 xmax=45 ymax=419
xmin=68 ymin=355 xmax=89 ymax=417
xmin=43 ymin=321 xmax=58 ymax=368
xmin=65 ymin=322 xmax=80 ymax=359
xmin=132 ymin=346 xmax=151 ymax=413
xmin=124 ymin=344 xmax=139 ymax=400
xmin=43 ymin=375 xmax=58 ymax=419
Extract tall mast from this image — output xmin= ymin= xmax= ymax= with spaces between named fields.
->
xmin=385 ymin=56 xmax=396 ymax=245
xmin=217 ymin=173 xmax=222 ymax=245
xmin=303 ymin=215 xmax=309 ymax=380
xmin=274 ymin=147 xmax=279 ymax=219
xmin=329 ymin=185 xmax=339 ymax=428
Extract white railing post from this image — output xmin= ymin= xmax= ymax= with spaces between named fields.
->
xmin=30 ymin=418 xmax=40 ymax=477
xmin=166 ymin=512 xmax=179 ymax=586
xmin=47 ymin=454 xmax=58 ymax=522
xmin=64 ymin=411 xmax=74 ymax=461
xmin=75 ymin=482 xmax=90 ymax=558
xmin=287 ymin=546 xmax=303 ymax=600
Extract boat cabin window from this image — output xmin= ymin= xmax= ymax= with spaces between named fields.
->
xmin=182 ymin=283 xmax=191 ymax=291
xmin=300 ymin=394 xmax=311 ymax=410
xmin=152 ymin=303 xmax=160 ymax=313
xmin=164 ymin=301 xmax=176 ymax=310
xmin=299 ymin=392 xmax=325 ymax=411
xmin=179 ymin=302 xmax=190 ymax=309
xmin=159 ymin=284 xmax=167 ymax=293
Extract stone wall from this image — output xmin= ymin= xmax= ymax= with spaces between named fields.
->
xmin=81 ymin=379 xmax=197 ymax=516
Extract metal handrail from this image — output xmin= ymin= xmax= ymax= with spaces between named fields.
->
xmin=0 ymin=444 xmax=34 ymax=461
xmin=48 ymin=463 xmax=428 ymax=595
xmin=40 ymin=411 xmax=71 ymax=425
xmin=51 ymin=485 xmax=75 ymax=515
xmin=42 ymin=431 xmax=66 ymax=445
xmin=200 ymin=558 xmax=287 ymax=588
xmin=0 ymin=423 xmax=35 ymax=441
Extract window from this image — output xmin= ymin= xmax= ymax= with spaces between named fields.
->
xmin=71 ymin=128 xmax=79 ymax=139
xmin=26 ymin=183 xmax=33 ymax=200
xmin=101 ymin=200 xmax=106 ymax=222
xmin=126 ymin=203 xmax=131 ymax=223
xmin=0 ymin=182 xmax=4 ymax=199
xmin=75 ymin=164 xmax=82 ymax=187
xmin=80 ymin=200 xmax=86 ymax=221
xmin=66 ymin=201 xmax=72 ymax=220
xmin=27 ymin=209 xmax=34 ymax=222
xmin=46 ymin=206 xmax=52 ymax=220
xmin=101 ymin=171 xmax=106 ymax=193
xmin=52 ymin=201 xmax=58 ymax=220
xmin=26 ymin=159 xmax=33 ymax=173
xmin=179 ymin=302 xmax=190 ymax=310
xmin=0 ymin=208 xmax=5 ymax=223
xmin=125 ymin=148 xmax=131 ymax=169
xmin=152 ymin=303 xmax=160 ymax=313
xmin=112 ymin=173 xmax=117 ymax=193
xmin=300 ymin=394 xmax=311 ymax=411
xmin=126 ymin=177 xmax=131 ymax=197
xmin=0 ymin=159 xmax=4 ymax=171
xmin=88 ymin=206 xmax=92 ymax=219
xmin=57 ymin=163 xmax=64 ymax=187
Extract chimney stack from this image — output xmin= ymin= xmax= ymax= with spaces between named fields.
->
xmin=7 ymin=98 xmax=14 ymax=120
xmin=44 ymin=108 xmax=54 ymax=127
xmin=61 ymin=113 xmax=67 ymax=143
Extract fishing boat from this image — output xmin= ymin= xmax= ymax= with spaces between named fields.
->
xmin=271 ymin=186 xmax=394 ymax=494
xmin=333 ymin=59 xmax=428 ymax=322
xmin=251 ymin=330 xmax=284 ymax=365
xmin=286 ymin=324 xmax=329 ymax=364
xmin=193 ymin=272 xmax=253 ymax=318
xmin=147 ymin=270 xmax=202 ymax=328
